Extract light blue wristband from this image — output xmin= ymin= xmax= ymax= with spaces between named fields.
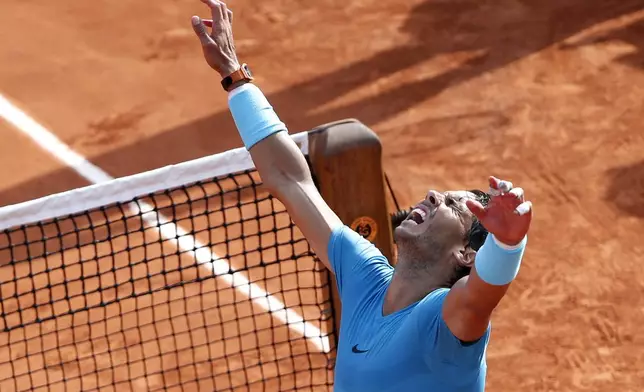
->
xmin=228 ymin=83 xmax=287 ymax=150
xmin=474 ymin=234 xmax=527 ymax=286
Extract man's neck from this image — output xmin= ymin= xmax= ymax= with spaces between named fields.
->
xmin=382 ymin=247 xmax=453 ymax=316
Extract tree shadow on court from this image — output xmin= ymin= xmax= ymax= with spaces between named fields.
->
xmin=560 ymin=12 xmax=644 ymax=70
xmin=1 ymin=0 xmax=643 ymax=207
xmin=605 ymin=160 xmax=644 ymax=219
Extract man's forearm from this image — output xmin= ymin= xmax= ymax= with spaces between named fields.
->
xmin=444 ymin=233 xmax=526 ymax=341
xmin=464 ymin=233 xmax=526 ymax=315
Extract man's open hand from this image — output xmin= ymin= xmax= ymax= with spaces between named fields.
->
xmin=466 ymin=176 xmax=533 ymax=246
xmin=191 ymin=0 xmax=240 ymax=78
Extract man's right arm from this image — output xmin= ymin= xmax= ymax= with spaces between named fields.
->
xmin=235 ymin=96 xmax=391 ymax=298
xmin=231 ymin=81 xmax=392 ymax=297
xmin=191 ymin=2 xmax=391 ymax=305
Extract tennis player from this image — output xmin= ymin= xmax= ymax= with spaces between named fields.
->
xmin=191 ymin=1 xmax=533 ymax=390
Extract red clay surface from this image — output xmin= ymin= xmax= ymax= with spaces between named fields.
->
xmin=1 ymin=0 xmax=644 ymax=391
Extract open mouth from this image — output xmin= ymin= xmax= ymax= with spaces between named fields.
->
xmin=406 ymin=206 xmax=428 ymax=225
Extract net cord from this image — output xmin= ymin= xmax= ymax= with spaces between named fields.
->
xmin=0 ymin=132 xmax=309 ymax=232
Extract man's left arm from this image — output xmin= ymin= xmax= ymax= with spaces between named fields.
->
xmin=443 ymin=176 xmax=532 ymax=342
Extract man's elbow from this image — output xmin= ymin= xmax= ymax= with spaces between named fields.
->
xmin=260 ymin=171 xmax=313 ymax=204
xmin=254 ymin=160 xmax=311 ymax=197
xmin=258 ymin=168 xmax=282 ymax=194
xmin=261 ymin=175 xmax=290 ymax=202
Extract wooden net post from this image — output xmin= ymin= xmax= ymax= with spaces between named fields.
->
xmin=307 ymin=119 xmax=394 ymax=341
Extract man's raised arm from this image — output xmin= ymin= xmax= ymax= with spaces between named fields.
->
xmin=443 ymin=177 xmax=533 ymax=342
xmin=190 ymin=0 xmax=342 ymax=271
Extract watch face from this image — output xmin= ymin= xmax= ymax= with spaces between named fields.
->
xmin=243 ymin=64 xmax=253 ymax=78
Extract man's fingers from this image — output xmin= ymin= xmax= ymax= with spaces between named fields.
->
xmin=465 ymin=199 xmax=487 ymax=220
xmin=201 ymin=0 xmax=225 ymax=23
xmin=220 ymin=1 xmax=230 ymax=22
xmin=200 ymin=14 xmax=230 ymax=28
xmin=508 ymin=187 xmax=524 ymax=202
xmin=515 ymin=201 xmax=533 ymax=216
xmin=488 ymin=176 xmax=499 ymax=190
xmin=488 ymin=176 xmax=513 ymax=196
xmin=191 ymin=16 xmax=213 ymax=45
xmin=200 ymin=0 xmax=219 ymax=8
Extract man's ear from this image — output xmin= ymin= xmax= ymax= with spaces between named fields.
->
xmin=453 ymin=247 xmax=476 ymax=268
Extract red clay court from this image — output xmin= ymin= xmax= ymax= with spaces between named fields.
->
xmin=1 ymin=0 xmax=644 ymax=391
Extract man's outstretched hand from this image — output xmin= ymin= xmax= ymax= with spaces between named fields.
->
xmin=466 ymin=176 xmax=533 ymax=246
xmin=191 ymin=0 xmax=240 ymax=78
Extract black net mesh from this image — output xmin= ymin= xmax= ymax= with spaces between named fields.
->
xmin=0 ymin=168 xmax=336 ymax=391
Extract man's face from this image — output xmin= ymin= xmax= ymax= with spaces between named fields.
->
xmin=394 ymin=190 xmax=478 ymax=259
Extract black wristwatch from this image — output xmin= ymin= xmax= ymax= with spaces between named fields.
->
xmin=221 ymin=63 xmax=254 ymax=91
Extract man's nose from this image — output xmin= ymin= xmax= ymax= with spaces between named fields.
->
xmin=426 ymin=190 xmax=444 ymax=207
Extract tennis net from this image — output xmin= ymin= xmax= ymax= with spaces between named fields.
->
xmin=0 ymin=132 xmax=337 ymax=392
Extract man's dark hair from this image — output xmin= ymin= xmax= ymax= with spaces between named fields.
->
xmin=449 ymin=189 xmax=490 ymax=286
xmin=465 ymin=189 xmax=490 ymax=251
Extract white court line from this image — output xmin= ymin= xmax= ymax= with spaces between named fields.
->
xmin=0 ymin=95 xmax=112 ymax=183
xmin=0 ymin=93 xmax=330 ymax=352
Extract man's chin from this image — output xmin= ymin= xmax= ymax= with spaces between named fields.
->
xmin=394 ymin=221 xmax=418 ymax=240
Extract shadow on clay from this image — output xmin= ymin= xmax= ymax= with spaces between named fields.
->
xmin=559 ymin=12 xmax=644 ymax=70
xmin=605 ymin=159 xmax=644 ymax=219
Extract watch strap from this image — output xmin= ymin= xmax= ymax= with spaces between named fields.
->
xmin=221 ymin=64 xmax=254 ymax=91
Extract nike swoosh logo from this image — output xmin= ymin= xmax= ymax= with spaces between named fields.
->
xmin=352 ymin=344 xmax=369 ymax=354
